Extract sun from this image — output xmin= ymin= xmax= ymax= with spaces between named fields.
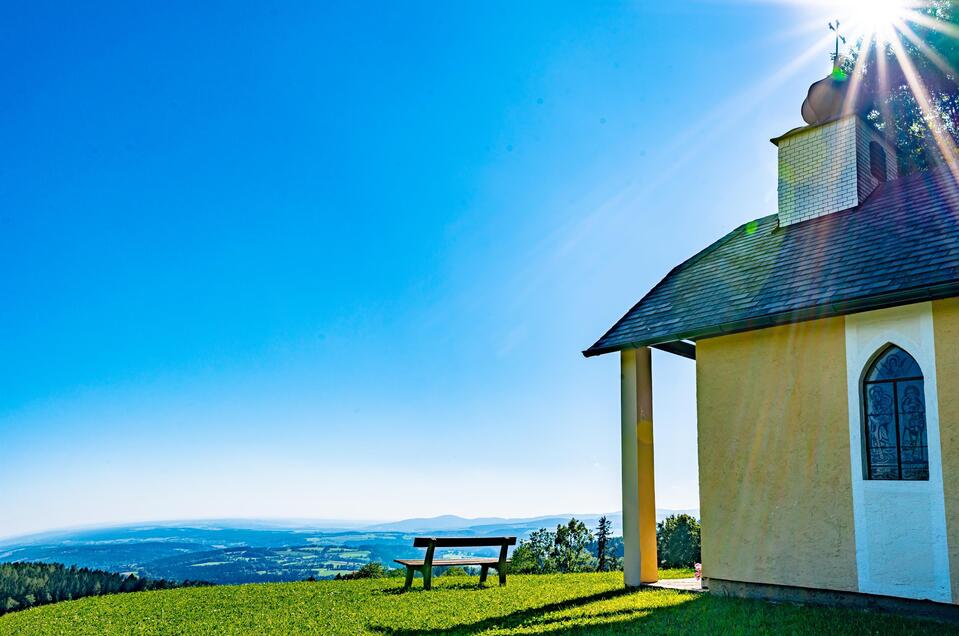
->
xmin=837 ymin=0 xmax=915 ymax=44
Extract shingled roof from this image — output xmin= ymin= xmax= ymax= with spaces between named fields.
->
xmin=585 ymin=164 xmax=959 ymax=357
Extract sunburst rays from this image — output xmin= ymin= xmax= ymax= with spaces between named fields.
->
xmin=825 ymin=0 xmax=959 ymax=177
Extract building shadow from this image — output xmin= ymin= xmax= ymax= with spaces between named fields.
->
xmin=368 ymin=587 xmax=702 ymax=634
xmin=367 ymin=586 xmax=959 ymax=635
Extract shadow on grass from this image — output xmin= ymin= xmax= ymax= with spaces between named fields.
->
xmin=368 ymin=588 xmax=959 ymax=635
xmin=381 ymin=581 xmax=495 ymax=595
xmin=368 ymin=587 xmax=672 ymax=634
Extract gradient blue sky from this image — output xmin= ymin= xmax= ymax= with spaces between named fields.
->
xmin=1 ymin=1 xmax=854 ymax=539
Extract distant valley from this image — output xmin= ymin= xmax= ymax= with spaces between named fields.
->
xmin=0 ymin=510 xmax=697 ymax=585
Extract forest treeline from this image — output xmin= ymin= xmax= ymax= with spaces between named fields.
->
xmin=509 ymin=514 xmax=700 ymax=574
xmin=0 ymin=562 xmax=207 ymax=616
xmin=333 ymin=515 xmax=701 ymax=581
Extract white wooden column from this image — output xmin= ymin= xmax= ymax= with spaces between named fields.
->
xmin=621 ymin=347 xmax=658 ymax=586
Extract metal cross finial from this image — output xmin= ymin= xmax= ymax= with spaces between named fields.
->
xmin=829 ymin=19 xmax=847 ymax=68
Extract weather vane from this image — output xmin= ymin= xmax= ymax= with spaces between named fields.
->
xmin=829 ymin=19 xmax=847 ymax=79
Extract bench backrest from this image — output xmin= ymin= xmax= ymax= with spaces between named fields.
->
xmin=412 ymin=536 xmax=517 ymax=548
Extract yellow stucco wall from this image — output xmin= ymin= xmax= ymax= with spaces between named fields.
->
xmin=933 ymin=298 xmax=959 ymax=603
xmin=696 ymin=316 xmax=858 ymax=590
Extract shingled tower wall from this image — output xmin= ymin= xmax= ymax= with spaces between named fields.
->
xmin=774 ymin=115 xmax=898 ymax=227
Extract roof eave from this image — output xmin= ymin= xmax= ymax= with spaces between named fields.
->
xmin=770 ymin=113 xmax=896 ymax=147
xmin=582 ymin=280 xmax=959 ymax=358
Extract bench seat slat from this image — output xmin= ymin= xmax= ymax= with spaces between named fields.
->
xmin=394 ymin=558 xmax=507 ymax=567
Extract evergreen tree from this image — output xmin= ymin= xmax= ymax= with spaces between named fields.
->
xmin=0 ymin=562 xmax=207 ymax=616
xmin=595 ymin=516 xmax=613 ymax=572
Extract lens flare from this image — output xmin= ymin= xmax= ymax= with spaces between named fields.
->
xmin=836 ymin=0 xmax=924 ymax=45
xmin=837 ymin=0 xmax=914 ymax=44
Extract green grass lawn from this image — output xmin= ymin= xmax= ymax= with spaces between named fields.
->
xmin=656 ymin=568 xmax=694 ymax=580
xmin=1 ymin=571 xmax=955 ymax=635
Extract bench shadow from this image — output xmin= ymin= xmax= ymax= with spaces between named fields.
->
xmin=382 ymin=581 xmax=493 ymax=595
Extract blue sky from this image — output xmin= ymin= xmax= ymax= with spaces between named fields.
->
xmin=0 ymin=1 xmax=848 ymax=538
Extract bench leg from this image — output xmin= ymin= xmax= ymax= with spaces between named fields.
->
xmin=422 ymin=565 xmax=432 ymax=591
xmin=496 ymin=544 xmax=509 ymax=586
xmin=479 ymin=565 xmax=489 ymax=584
xmin=403 ymin=566 xmax=414 ymax=591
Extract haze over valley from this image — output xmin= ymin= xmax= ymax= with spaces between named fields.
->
xmin=0 ymin=511 xmax=697 ymax=585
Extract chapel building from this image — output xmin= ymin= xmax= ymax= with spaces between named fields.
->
xmin=586 ymin=65 xmax=959 ymax=610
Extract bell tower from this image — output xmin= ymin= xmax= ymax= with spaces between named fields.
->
xmin=772 ymin=22 xmax=897 ymax=227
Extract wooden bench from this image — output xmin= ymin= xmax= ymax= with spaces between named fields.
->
xmin=395 ymin=536 xmax=517 ymax=590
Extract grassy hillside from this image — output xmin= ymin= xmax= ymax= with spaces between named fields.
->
xmin=0 ymin=572 xmax=954 ymax=635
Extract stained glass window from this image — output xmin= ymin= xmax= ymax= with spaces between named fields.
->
xmin=863 ymin=345 xmax=928 ymax=480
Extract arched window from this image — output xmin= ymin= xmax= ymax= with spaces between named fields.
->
xmin=863 ymin=345 xmax=928 ymax=480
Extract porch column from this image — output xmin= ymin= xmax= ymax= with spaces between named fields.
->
xmin=621 ymin=347 xmax=658 ymax=586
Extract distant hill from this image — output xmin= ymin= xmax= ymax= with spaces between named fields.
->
xmin=362 ymin=509 xmax=698 ymax=533
xmin=364 ymin=515 xmax=518 ymax=532
xmin=0 ymin=510 xmax=698 ymax=585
